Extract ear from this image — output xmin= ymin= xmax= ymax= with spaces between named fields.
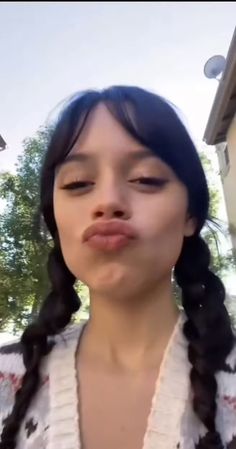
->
xmin=184 ymin=214 xmax=197 ymax=237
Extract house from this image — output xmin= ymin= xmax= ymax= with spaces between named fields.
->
xmin=203 ymin=28 xmax=236 ymax=249
xmin=0 ymin=135 xmax=6 ymax=151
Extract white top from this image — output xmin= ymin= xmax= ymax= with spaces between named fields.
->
xmin=1 ymin=314 xmax=236 ymax=449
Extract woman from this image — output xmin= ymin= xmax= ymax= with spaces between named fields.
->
xmin=0 ymin=86 xmax=236 ymax=449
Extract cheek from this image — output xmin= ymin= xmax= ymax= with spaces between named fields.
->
xmin=141 ymin=191 xmax=187 ymax=233
xmin=53 ymin=192 xmax=84 ymax=273
xmin=53 ymin=189 xmax=86 ymax=238
xmin=138 ymin=194 xmax=188 ymax=266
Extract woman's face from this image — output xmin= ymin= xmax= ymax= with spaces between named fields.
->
xmin=53 ymin=104 xmax=195 ymax=298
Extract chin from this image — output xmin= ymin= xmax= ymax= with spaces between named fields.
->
xmin=91 ymin=274 xmax=128 ymax=293
xmin=84 ymin=264 xmax=134 ymax=294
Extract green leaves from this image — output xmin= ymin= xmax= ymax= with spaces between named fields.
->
xmin=199 ymin=151 xmax=235 ymax=278
xmin=0 ymin=128 xmax=52 ymax=333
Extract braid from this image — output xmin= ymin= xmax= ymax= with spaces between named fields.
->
xmin=0 ymin=235 xmax=80 ymax=449
xmin=175 ymin=235 xmax=234 ymax=449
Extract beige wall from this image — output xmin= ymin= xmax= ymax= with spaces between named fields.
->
xmin=223 ymin=114 xmax=236 ymax=248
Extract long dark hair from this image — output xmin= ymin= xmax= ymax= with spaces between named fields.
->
xmin=0 ymin=86 xmax=233 ymax=449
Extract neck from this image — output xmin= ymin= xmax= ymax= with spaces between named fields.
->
xmin=79 ymin=277 xmax=179 ymax=372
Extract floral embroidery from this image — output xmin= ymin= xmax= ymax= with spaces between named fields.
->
xmin=223 ymin=395 xmax=236 ymax=410
xmin=25 ymin=418 xmax=38 ymax=438
xmin=1 ymin=321 xmax=236 ymax=449
xmin=0 ymin=370 xmax=49 ymax=449
xmin=0 ymin=372 xmax=22 ymax=394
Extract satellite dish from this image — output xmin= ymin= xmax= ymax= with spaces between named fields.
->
xmin=204 ymin=55 xmax=226 ymax=80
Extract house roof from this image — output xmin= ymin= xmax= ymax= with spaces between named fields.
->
xmin=0 ymin=135 xmax=6 ymax=151
xmin=203 ymin=27 xmax=236 ymax=145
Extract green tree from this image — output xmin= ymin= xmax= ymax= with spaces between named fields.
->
xmin=0 ymin=129 xmax=51 ymax=332
xmin=0 ymin=128 xmax=88 ymax=333
xmin=174 ymin=151 xmax=235 ymax=303
xmin=200 ymin=151 xmax=235 ymax=277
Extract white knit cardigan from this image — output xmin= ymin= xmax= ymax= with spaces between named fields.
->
xmin=1 ymin=314 xmax=236 ymax=449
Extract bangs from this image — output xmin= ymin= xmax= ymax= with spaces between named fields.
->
xmin=41 ymin=85 xmax=209 ymax=235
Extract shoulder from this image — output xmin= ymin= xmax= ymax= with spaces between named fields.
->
xmin=0 ymin=337 xmax=50 ymax=448
xmin=0 ymin=338 xmax=25 ymax=377
xmin=216 ymin=338 xmax=236 ymax=447
xmin=0 ymin=320 xmax=86 ymax=370
xmin=0 ymin=338 xmax=22 ymax=354
xmin=0 ymin=338 xmax=25 ymax=435
xmin=0 ymin=338 xmax=25 ymax=397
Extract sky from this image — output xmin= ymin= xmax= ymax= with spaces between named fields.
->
xmin=0 ymin=2 xmax=236 ymax=339
xmin=1 ymin=1 xmax=236 ymax=168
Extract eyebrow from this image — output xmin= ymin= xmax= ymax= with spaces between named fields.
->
xmin=59 ymin=149 xmax=157 ymax=167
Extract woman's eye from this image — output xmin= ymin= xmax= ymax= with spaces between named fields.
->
xmin=61 ymin=181 xmax=93 ymax=190
xmin=130 ymin=177 xmax=168 ymax=188
xmin=60 ymin=177 xmax=168 ymax=192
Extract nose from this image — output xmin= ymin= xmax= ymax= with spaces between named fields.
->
xmin=91 ymin=180 xmax=131 ymax=220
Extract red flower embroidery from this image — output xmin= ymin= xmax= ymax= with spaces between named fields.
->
xmin=223 ymin=395 xmax=236 ymax=410
xmin=0 ymin=372 xmax=49 ymax=394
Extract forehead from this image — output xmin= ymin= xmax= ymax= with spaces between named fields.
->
xmin=70 ymin=103 xmax=143 ymax=156
xmin=59 ymin=103 xmax=177 ymax=177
